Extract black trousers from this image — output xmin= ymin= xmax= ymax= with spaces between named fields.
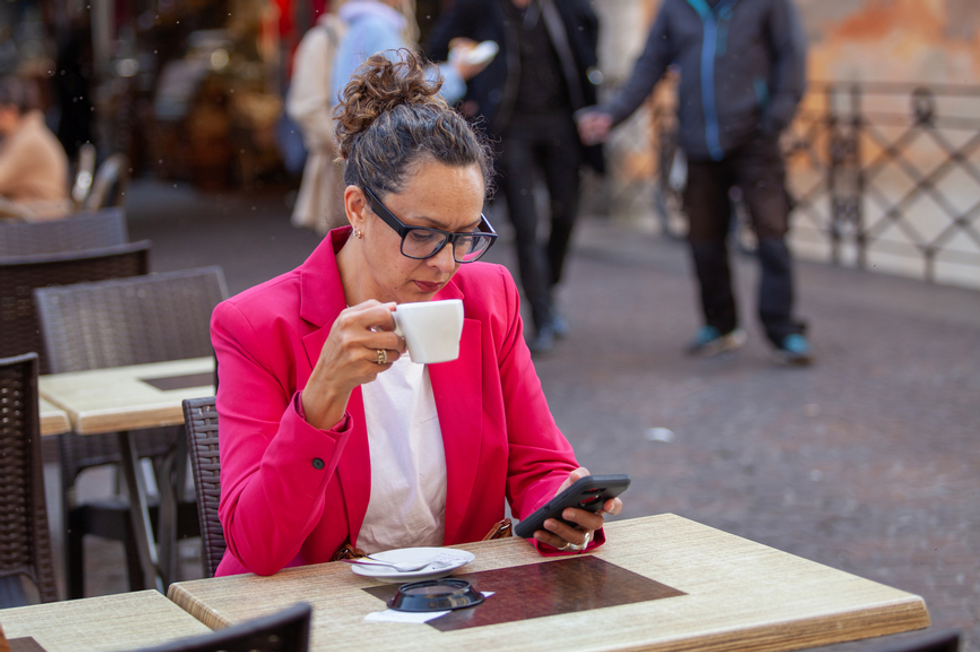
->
xmin=497 ymin=114 xmax=582 ymax=333
xmin=682 ymin=133 xmax=805 ymax=344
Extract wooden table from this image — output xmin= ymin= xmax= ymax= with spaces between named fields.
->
xmin=39 ymin=357 xmax=215 ymax=593
xmin=39 ymin=357 xmax=214 ymax=435
xmin=0 ymin=590 xmax=211 ymax=651
xmin=39 ymin=398 xmax=70 ymax=436
xmin=167 ymin=514 xmax=930 ymax=652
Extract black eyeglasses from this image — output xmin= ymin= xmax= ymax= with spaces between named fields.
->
xmin=364 ymin=186 xmax=497 ymax=264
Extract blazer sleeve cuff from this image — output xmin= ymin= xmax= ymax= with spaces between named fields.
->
xmin=293 ymin=390 xmax=352 ymax=434
xmin=528 ymin=527 xmax=606 ymax=557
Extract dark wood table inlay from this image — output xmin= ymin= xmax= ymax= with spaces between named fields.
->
xmin=9 ymin=638 xmax=47 ymax=652
xmin=139 ymin=372 xmax=214 ymax=391
xmin=363 ymin=556 xmax=686 ymax=632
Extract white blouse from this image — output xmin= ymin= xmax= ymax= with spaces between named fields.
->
xmin=357 ymin=352 xmax=448 ymax=554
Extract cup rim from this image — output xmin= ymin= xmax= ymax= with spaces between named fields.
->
xmin=395 ymin=298 xmax=463 ymax=311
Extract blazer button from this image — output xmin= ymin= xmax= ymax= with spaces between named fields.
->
xmin=312 ymin=458 xmax=325 ymax=470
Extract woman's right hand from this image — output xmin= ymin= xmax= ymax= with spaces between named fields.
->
xmin=301 ymin=300 xmax=407 ymax=429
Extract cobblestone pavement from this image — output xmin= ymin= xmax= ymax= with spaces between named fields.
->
xmin=54 ymin=180 xmax=978 ymax=651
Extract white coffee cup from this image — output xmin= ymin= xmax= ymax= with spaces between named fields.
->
xmin=392 ymin=299 xmax=464 ymax=364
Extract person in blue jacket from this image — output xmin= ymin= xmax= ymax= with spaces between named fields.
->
xmin=578 ymin=0 xmax=812 ymax=365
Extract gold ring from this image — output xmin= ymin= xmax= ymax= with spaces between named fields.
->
xmin=376 ymin=349 xmax=388 ymax=365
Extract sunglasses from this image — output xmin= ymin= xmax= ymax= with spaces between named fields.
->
xmin=364 ymin=186 xmax=497 ymax=264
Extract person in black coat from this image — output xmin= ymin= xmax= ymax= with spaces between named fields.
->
xmin=428 ymin=0 xmax=603 ymax=353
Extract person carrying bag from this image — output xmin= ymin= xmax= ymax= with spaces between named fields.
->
xmin=287 ymin=7 xmax=349 ymax=235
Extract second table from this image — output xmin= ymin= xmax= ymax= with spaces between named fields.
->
xmin=39 ymin=356 xmax=215 ymax=592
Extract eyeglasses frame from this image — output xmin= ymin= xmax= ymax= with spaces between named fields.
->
xmin=363 ymin=186 xmax=497 ymax=263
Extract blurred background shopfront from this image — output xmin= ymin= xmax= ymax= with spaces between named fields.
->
xmin=0 ymin=0 xmax=421 ymax=192
xmin=3 ymin=0 xmax=979 ymax=289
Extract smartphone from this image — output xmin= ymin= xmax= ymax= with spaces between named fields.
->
xmin=514 ymin=474 xmax=630 ymax=539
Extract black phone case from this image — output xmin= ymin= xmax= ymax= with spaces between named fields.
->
xmin=514 ymin=474 xmax=631 ymax=539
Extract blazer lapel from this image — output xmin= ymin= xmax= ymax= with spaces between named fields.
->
xmin=428 ymin=316 xmax=483 ymax=545
xmin=296 ymin=236 xmax=483 ymax=548
xmin=299 ymin=228 xmax=350 ymax=370
xmin=297 ymin=227 xmax=372 ymax=546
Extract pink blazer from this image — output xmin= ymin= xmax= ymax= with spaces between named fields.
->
xmin=211 ymin=228 xmax=590 ymax=576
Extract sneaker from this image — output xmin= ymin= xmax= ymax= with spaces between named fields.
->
xmin=776 ymin=333 xmax=813 ymax=366
xmin=685 ymin=326 xmax=747 ymax=358
xmin=550 ymin=313 xmax=569 ymax=339
xmin=527 ymin=323 xmax=556 ymax=354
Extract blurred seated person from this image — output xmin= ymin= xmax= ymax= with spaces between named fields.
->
xmin=210 ymin=51 xmax=623 ymax=577
xmin=0 ymin=75 xmax=71 ymax=220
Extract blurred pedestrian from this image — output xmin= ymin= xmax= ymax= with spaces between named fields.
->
xmin=330 ymin=0 xmax=479 ymax=105
xmin=287 ymin=2 xmax=349 ymax=235
xmin=289 ymin=0 xmax=482 ymax=236
xmin=428 ymin=0 xmax=603 ymax=354
xmin=0 ymin=75 xmax=71 ymax=221
xmin=53 ymin=17 xmax=95 ymax=161
xmin=578 ymin=0 xmax=812 ymax=365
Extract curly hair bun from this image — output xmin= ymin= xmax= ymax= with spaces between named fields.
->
xmin=334 ymin=49 xmax=447 ymax=160
xmin=333 ymin=47 xmax=493 ymax=198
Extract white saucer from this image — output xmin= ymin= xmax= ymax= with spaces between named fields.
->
xmin=350 ymin=547 xmax=475 ymax=584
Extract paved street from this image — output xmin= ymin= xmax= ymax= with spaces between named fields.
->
xmin=56 ymin=178 xmax=979 ymax=651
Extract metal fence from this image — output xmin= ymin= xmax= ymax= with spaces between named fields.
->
xmin=607 ymin=81 xmax=980 ymax=288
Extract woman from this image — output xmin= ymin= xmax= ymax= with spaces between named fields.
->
xmin=0 ymin=75 xmax=71 ymax=220
xmin=211 ymin=51 xmax=622 ymax=577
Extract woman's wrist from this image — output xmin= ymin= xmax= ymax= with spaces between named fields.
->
xmin=299 ymin=377 xmax=350 ymax=430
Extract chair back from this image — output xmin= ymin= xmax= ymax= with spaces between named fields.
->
xmin=33 ymin=268 xmax=224 ymax=598
xmin=131 ymin=603 xmax=311 ymax=652
xmin=182 ymin=396 xmax=225 ymax=578
xmin=34 ymin=266 xmax=228 ymax=374
xmin=0 ymin=353 xmax=58 ymax=606
xmin=0 ymin=207 xmax=128 ymax=257
xmin=72 ymin=143 xmax=97 ymax=209
xmin=0 ymin=241 xmax=150 ymax=374
xmin=83 ymin=153 xmax=130 ymax=211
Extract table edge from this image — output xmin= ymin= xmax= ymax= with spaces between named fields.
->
xmin=168 ymin=583 xmax=231 ymax=630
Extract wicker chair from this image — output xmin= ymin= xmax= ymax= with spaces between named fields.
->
xmin=0 ymin=207 xmax=128 ymax=257
xmin=129 ymin=603 xmax=311 ymax=652
xmin=35 ymin=267 xmax=228 ymax=373
xmin=0 ymin=353 xmax=59 ymax=607
xmin=181 ymin=396 xmax=225 ymax=578
xmin=0 ymin=240 xmax=151 ymax=374
xmin=33 ymin=267 xmax=228 ymax=597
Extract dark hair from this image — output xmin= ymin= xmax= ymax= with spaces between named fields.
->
xmin=0 ymin=76 xmax=38 ymax=113
xmin=334 ymin=49 xmax=493 ymax=198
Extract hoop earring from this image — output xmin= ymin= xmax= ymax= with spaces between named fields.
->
xmin=355 ymin=229 xmax=363 ymax=239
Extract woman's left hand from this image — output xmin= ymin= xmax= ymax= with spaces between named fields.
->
xmin=533 ymin=467 xmax=623 ymax=552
